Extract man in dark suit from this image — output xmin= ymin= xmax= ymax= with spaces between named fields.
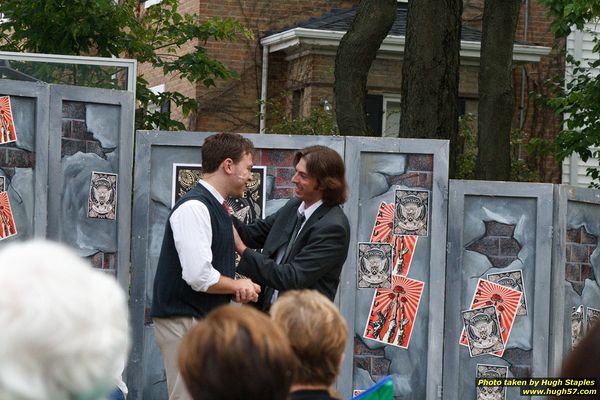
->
xmin=233 ymin=145 xmax=350 ymax=310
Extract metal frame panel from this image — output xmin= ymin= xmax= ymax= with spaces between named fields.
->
xmin=339 ymin=137 xmax=449 ymax=400
xmin=549 ymin=185 xmax=600 ymax=375
xmin=0 ymin=79 xmax=49 ymax=238
xmin=129 ymin=131 xmax=345 ymax=400
xmin=443 ymin=180 xmax=553 ymax=400
xmin=47 ymin=84 xmax=134 ymax=289
xmin=0 ymin=51 xmax=137 ymax=93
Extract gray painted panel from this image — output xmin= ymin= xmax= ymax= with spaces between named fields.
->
xmin=551 ymin=185 xmax=600 ymax=376
xmin=130 ymin=131 xmax=345 ymax=400
xmin=340 ymin=137 xmax=448 ymax=400
xmin=47 ymin=84 xmax=134 ymax=290
xmin=0 ymin=79 xmax=49 ymax=242
xmin=443 ymin=180 xmax=553 ymax=400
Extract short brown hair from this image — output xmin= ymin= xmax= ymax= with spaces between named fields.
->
xmin=271 ymin=290 xmax=348 ymax=387
xmin=202 ymin=133 xmax=254 ymax=173
xmin=293 ymin=146 xmax=348 ymax=205
xmin=179 ymin=305 xmax=294 ymax=400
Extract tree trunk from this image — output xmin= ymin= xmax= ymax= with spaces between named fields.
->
xmin=399 ymin=0 xmax=462 ymax=176
xmin=334 ymin=0 xmax=397 ymax=136
xmin=475 ymin=0 xmax=522 ymax=180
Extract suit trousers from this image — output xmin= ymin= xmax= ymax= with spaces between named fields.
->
xmin=154 ymin=316 xmax=198 ymax=400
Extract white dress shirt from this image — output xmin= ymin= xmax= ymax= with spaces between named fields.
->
xmin=169 ymin=180 xmax=224 ymax=292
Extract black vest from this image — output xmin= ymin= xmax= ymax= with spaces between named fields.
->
xmin=151 ymin=183 xmax=235 ymax=319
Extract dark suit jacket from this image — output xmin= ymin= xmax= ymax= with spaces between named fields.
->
xmin=234 ymin=198 xmax=350 ymax=309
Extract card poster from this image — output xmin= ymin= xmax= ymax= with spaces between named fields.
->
xmin=0 ymin=191 xmax=17 ymax=240
xmin=0 ymin=96 xmax=17 ymax=145
xmin=364 ymin=274 xmax=425 ymax=349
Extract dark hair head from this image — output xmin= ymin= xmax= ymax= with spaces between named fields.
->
xmin=201 ymin=133 xmax=254 ymax=173
xmin=179 ymin=305 xmax=295 ymax=400
xmin=560 ymin=318 xmax=600 ymax=379
xmin=293 ymin=146 xmax=348 ymax=206
xmin=271 ymin=290 xmax=348 ymax=387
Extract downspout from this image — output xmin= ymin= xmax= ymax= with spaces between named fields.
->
xmin=259 ymin=44 xmax=269 ymax=133
xmin=518 ymin=0 xmax=529 ymax=130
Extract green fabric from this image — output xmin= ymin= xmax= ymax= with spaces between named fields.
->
xmin=353 ymin=376 xmax=394 ymax=400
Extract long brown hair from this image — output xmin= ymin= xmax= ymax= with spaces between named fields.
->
xmin=293 ymin=146 xmax=348 ymax=206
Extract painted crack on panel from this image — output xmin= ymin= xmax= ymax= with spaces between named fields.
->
xmin=466 ymin=220 xmax=522 ymax=268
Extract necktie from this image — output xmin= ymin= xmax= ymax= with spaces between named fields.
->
xmin=222 ymin=200 xmax=231 ymax=215
xmin=282 ymin=212 xmax=305 ymax=263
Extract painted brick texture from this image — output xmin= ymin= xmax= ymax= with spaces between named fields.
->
xmin=466 ymin=221 xmax=522 ymax=267
xmin=565 ymin=226 xmax=598 ymax=296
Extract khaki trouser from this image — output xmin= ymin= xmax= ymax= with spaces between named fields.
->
xmin=154 ymin=316 xmax=198 ymax=400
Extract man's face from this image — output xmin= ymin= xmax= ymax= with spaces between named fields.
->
xmin=291 ymin=157 xmax=322 ymax=206
xmin=229 ymin=152 xmax=254 ymax=198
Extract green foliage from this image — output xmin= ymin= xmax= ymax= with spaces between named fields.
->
xmin=537 ymin=0 xmax=600 ymax=186
xmin=540 ymin=0 xmax=600 ymax=38
xmin=455 ymin=113 xmax=539 ymax=181
xmin=0 ymin=0 xmax=252 ymax=130
xmin=260 ymin=97 xmax=338 ymax=136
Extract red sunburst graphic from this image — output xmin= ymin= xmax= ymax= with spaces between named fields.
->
xmin=364 ymin=275 xmax=425 ymax=349
xmin=370 ymin=202 xmax=418 ymax=276
xmin=0 ymin=96 xmax=17 ymax=144
xmin=459 ymin=278 xmax=523 ymax=356
xmin=0 ymin=192 xmax=17 ymax=240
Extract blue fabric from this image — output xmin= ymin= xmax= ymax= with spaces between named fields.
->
xmin=106 ymin=388 xmax=125 ymax=400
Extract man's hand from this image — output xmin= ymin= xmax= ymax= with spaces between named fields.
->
xmin=232 ymin=224 xmax=247 ymax=255
xmin=233 ymin=278 xmax=261 ymax=303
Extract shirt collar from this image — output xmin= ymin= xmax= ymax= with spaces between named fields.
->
xmin=298 ymin=199 xmax=323 ymax=221
xmin=199 ymin=180 xmax=226 ymax=205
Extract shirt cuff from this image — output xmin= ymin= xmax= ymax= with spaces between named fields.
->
xmin=192 ymin=268 xmax=221 ymax=292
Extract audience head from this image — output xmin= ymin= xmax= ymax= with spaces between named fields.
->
xmin=0 ymin=240 xmax=130 ymax=400
xmin=179 ymin=305 xmax=295 ymax=400
xmin=560 ymin=317 xmax=600 ymax=379
xmin=271 ymin=290 xmax=348 ymax=388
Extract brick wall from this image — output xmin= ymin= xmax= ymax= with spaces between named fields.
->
xmin=566 ymin=226 xmax=598 ymax=296
xmin=253 ymin=148 xmax=297 ymax=199
xmin=0 ymin=143 xmax=35 ymax=173
xmin=139 ymin=0 xmax=354 ymax=132
xmin=62 ymin=102 xmax=112 ymax=158
xmin=466 ymin=221 xmax=521 ymax=268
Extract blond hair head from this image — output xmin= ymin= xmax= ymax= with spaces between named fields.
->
xmin=271 ymin=290 xmax=348 ymax=386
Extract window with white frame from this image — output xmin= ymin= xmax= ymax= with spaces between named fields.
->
xmin=382 ymin=95 xmax=401 ymax=137
xmin=147 ymin=84 xmax=168 ymax=128
xmin=144 ymin=0 xmax=162 ymax=8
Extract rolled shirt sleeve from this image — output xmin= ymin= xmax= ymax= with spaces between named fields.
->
xmin=169 ymin=200 xmax=221 ymax=292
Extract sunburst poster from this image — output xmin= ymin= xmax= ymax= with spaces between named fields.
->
xmin=0 ymin=191 xmax=17 ymax=241
xmin=0 ymin=96 xmax=17 ymax=145
xmin=459 ymin=279 xmax=523 ymax=357
xmin=370 ymin=201 xmax=418 ymax=276
xmin=364 ymin=274 xmax=425 ymax=349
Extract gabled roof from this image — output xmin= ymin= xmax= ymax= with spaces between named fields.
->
xmin=293 ymin=4 xmax=482 ymax=42
xmin=262 ymin=4 xmax=550 ymax=63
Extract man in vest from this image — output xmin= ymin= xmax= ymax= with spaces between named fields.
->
xmin=152 ymin=132 xmax=261 ymax=400
xmin=233 ymin=145 xmax=350 ymax=311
